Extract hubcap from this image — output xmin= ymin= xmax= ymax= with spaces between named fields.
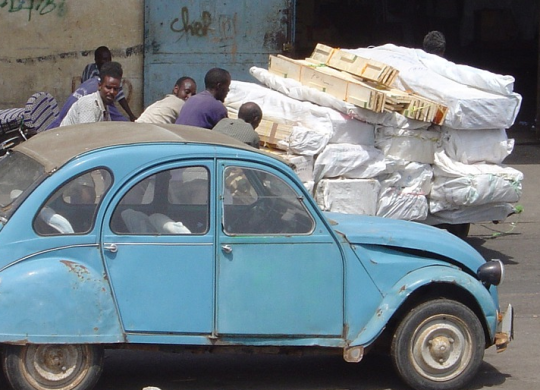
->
xmin=411 ymin=315 xmax=472 ymax=381
xmin=22 ymin=344 xmax=90 ymax=389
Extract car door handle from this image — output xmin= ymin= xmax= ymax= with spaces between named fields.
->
xmin=103 ymin=243 xmax=118 ymax=253
xmin=221 ymin=245 xmax=232 ymax=254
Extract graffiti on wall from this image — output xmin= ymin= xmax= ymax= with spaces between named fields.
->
xmin=169 ymin=6 xmax=238 ymax=43
xmin=0 ymin=0 xmax=65 ymax=21
xmin=170 ymin=6 xmax=212 ymax=39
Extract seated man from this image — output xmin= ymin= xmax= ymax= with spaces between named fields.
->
xmin=48 ymin=62 xmax=128 ymax=129
xmin=81 ymin=46 xmax=137 ymax=121
xmin=213 ymin=102 xmax=262 ymax=148
xmin=136 ymin=77 xmax=197 ymax=124
xmin=60 ymin=62 xmax=123 ymax=126
xmin=175 ymin=68 xmax=231 ymax=129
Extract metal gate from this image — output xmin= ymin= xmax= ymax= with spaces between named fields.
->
xmin=143 ymin=0 xmax=294 ymax=107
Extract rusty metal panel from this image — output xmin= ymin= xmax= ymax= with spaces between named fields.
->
xmin=144 ymin=0 xmax=294 ymax=107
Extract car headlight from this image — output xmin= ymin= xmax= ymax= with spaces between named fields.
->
xmin=477 ymin=259 xmax=504 ymax=287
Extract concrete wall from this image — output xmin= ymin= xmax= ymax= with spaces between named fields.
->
xmin=0 ymin=1 xmax=145 ymax=117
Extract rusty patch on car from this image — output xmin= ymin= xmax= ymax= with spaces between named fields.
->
xmin=60 ymin=260 xmax=90 ymax=280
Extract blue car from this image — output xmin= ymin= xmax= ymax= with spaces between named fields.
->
xmin=0 ymin=122 xmax=512 ymax=390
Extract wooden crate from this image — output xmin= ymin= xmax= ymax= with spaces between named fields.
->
xmin=325 ymin=48 xmax=399 ymax=87
xmin=308 ymin=43 xmax=335 ymax=64
xmin=255 ymin=119 xmax=294 ymax=150
xmin=267 ymin=53 xmax=446 ymax=124
xmin=268 ymin=55 xmax=304 ymax=80
xmin=300 ymin=64 xmax=350 ymax=100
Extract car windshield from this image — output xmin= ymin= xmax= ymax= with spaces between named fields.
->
xmin=0 ymin=151 xmax=46 ymax=216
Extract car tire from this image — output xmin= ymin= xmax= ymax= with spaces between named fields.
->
xmin=390 ymin=299 xmax=485 ymax=390
xmin=2 ymin=344 xmax=104 ymax=390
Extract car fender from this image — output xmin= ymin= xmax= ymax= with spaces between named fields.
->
xmin=0 ymin=255 xmax=125 ymax=344
xmin=348 ymin=265 xmax=498 ymax=347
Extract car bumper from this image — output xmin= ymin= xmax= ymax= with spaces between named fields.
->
xmin=495 ymin=304 xmax=513 ymax=352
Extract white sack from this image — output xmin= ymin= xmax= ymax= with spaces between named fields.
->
xmin=442 ymin=127 xmax=514 ymax=164
xmin=315 ymin=178 xmax=380 ymax=215
xmin=379 ymin=162 xmax=433 ymax=195
xmin=346 ymin=44 xmax=522 ymax=130
xmin=279 ymin=153 xmax=314 ymax=183
xmin=313 ymin=144 xmax=387 ymax=182
xmin=330 ymin=120 xmax=375 ymax=146
xmin=425 ymin=203 xmax=515 ymax=225
xmin=433 ymin=150 xmax=524 ymax=181
xmin=277 ymin=126 xmax=330 ymax=156
xmin=377 ymin=187 xmax=429 ymax=221
xmin=429 ymin=175 xmax=522 ymax=213
xmin=375 ymin=126 xmax=441 ymax=164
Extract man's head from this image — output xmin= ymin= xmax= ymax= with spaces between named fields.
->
xmin=173 ymin=77 xmax=197 ymax=101
xmin=423 ymin=31 xmax=446 ymax=57
xmin=94 ymin=46 xmax=112 ymax=71
xmin=98 ymin=61 xmax=123 ymax=105
xmin=204 ymin=68 xmax=231 ymax=102
xmin=238 ymin=102 xmax=263 ymax=130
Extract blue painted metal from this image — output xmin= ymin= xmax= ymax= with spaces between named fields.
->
xmin=143 ymin=0 xmax=295 ymax=107
xmin=0 ymin=134 xmax=505 ymax=351
xmin=347 ymin=266 xmax=499 ymax=347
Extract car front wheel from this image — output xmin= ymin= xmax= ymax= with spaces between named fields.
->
xmin=391 ymin=299 xmax=485 ymax=390
xmin=2 ymin=344 xmax=103 ymax=390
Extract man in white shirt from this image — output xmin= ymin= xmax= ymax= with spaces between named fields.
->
xmin=136 ymin=77 xmax=197 ymax=124
xmin=61 ymin=62 xmax=123 ymax=127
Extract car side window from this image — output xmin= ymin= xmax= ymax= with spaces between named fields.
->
xmin=223 ymin=167 xmax=314 ymax=235
xmin=111 ymin=166 xmax=209 ymax=235
xmin=34 ymin=169 xmax=112 ymax=235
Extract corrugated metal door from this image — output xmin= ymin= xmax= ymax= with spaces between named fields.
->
xmin=144 ymin=0 xmax=294 ymax=107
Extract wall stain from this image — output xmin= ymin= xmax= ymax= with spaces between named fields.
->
xmin=0 ymin=44 xmax=144 ymax=65
xmin=0 ymin=0 xmax=66 ymax=21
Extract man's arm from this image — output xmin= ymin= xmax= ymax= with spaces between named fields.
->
xmin=118 ymin=97 xmax=137 ymax=122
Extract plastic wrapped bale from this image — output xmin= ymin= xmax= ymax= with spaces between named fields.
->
xmin=277 ymin=126 xmax=330 ymax=156
xmin=429 ymin=150 xmax=523 ymax=213
xmin=377 ymin=162 xmax=433 ymax=220
xmin=441 ymin=127 xmax=514 ymax=164
xmin=313 ymin=143 xmax=387 ymax=182
xmin=375 ymin=125 xmax=442 ymax=164
xmin=377 ymin=187 xmax=429 ymax=220
xmin=346 ymin=44 xmax=522 ymax=130
xmin=315 ymin=178 xmax=380 ymax=215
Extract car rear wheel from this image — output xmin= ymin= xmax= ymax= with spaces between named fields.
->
xmin=391 ymin=299 xmax=485 ymax=390
xmin=2 ymin=344 xmax=103 ymax=390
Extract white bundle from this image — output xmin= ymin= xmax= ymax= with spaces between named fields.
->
xmin=376 ymin=162 xmax=433 ymax=221
xmin=379 ymin=162 xmax=433 ymax=195
xmin=375 ymin=126 xmax=441 ymax=164
xmin=277 ymin=125 xmax=330 ymax=156
xmin=426 ymin=203 xmax=515 ymax=225
xmin=430 ymin=150 xmax=523 ymax=213
xmin=441 ymin=127 xmax=514 ymax=164
xmin=279 ymin=153 xmax=314 ymax=183
xmin=346 ymin=44 xmax=522 ymax=129
xmin=377 ymin=187 xmax=429 ymax=221
xmin=313 ymin=143 xmax=387 ymax=182
xmin=315 ymin=178 xmax=380 ymax=215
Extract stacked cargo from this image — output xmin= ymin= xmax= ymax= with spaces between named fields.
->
xmin=224 ymin=43 xmax=523 ymax=227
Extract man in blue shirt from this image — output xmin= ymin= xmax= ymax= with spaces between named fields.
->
xmin=175 ymin=68 xmax=230 ymax=129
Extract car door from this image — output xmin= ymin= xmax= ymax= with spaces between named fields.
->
xmin=216 ymin=161 xmax=344 ymax=337
xmin=101 ymin=161 xmax=215 ymax=335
